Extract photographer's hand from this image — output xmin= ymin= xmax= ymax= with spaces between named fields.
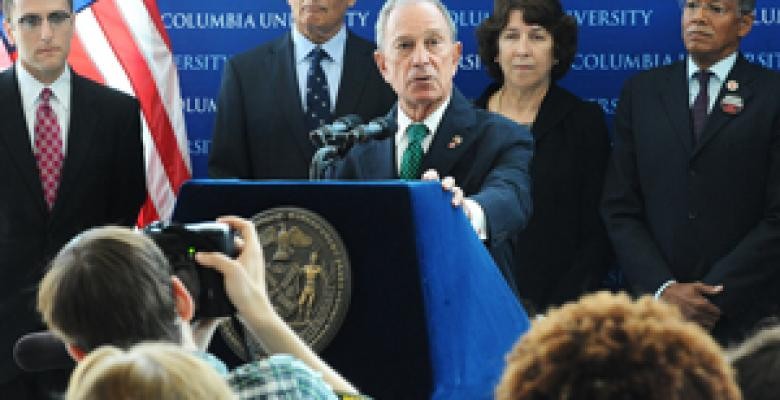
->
xmin=196 ymin=216 xmax=270 ymax=313
xmin=196 ymin=216 xmax=358 ymax=395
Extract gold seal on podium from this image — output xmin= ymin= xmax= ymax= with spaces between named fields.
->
xmin=220 ymin=207 xmax=351 ymax=359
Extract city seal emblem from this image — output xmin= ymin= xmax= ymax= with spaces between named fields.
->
xmin=220 ymin=207 xmax=351 ymax=359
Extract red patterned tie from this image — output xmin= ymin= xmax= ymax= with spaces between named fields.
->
xmin=34 ymin=88 xmax=63 ymax=210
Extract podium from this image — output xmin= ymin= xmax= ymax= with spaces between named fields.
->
xmin=172 ymin=180 xmax=529 ymax=399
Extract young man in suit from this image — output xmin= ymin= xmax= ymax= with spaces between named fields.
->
xmin=602 ymin=0 xmax=780 ymax=344
xmin=0 ymin=0 xmax=145 ymax=397
xmin=208 ymin=0 xmax=396 ymax=179
xmin=336 ymin=0 xmax=533 ymax=293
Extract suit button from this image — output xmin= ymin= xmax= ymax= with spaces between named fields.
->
xmin=688 ymin=211 xmax=697 ymax=220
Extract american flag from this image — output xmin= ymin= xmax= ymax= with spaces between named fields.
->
xmin=1 ymin=22 xmax=13 ymax=71
xmin=1 ymin=0 xmax=190 ymax=225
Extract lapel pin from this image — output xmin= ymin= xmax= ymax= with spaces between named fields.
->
xmin=726 ymin=79 xmax=739 ymax=92
xmin=448 ymin=135 xmax=462 ymax=149
xmin=721 ymin=94 xmax=743 ymax=115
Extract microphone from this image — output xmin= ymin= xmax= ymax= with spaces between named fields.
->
xmin=14 ymin=331 xmax=75 ymax=372
xmin=346 ymin=115 xmax=397 ymax=144
xmin=309 ymin=114 xmax=363 ymax=147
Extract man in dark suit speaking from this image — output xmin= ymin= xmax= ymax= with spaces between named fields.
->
xmin=336 ymin=0 xmax=533 ymax=292
xmin=208 ymin=0 xmax=396 ymax=179
xmin=602 ymin=0 xmax=780 ymax=344
xmin=0 ymin=0 xmax=145 ymax=397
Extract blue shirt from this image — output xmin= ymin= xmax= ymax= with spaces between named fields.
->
xmin=687 ymin=52 xmax=737 ymax=113
xmin=292 ymin=25 xmax=347 ymax=113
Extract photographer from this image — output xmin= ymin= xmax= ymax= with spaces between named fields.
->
xmin=36 ymin=216 xmax=359 ymax=399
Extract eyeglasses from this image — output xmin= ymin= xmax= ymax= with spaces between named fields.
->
xmin=15 ymin=11 xmax=72 ymax=31
xmin=681 ymin=1 xmax=738 ymax=16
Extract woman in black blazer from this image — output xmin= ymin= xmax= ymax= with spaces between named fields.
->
xmin=475 ymin=0 xmax=612 ymax=315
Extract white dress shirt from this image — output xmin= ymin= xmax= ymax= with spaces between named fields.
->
xmin=687 ymin=52 xmax=737 ymax=113
xmin=16 ymin=62 xmax=71 ymax=155
xmin=394 ymin=97 xmax=488 ymax=239
xmin=292 ymin=24 xmax=346 ymax=113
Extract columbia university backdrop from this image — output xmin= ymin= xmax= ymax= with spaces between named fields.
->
xmin=157 ymin=0 xmax=780 ymax=178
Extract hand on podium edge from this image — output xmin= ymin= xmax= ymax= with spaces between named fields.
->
xmin=422 ymin=169 xmax=487 ymax=239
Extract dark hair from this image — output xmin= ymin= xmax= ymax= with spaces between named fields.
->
xmin=728 ymin=325 xmax=780 ymax=400
xmin=476 ymin=0 xmax=577 ymax=83
xmin=3 ymin=0 xmax=74 ymax=20
xmin=496 ymin=292 xmax=742 ymax=400
xmin=739 ymin=0 xmax=756 ymax=13
xmin=38 ymin=227 xmax=180 ymax=351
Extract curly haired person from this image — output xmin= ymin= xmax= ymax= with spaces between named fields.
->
xmin=496 ymin=292 xmax=741 ymax=400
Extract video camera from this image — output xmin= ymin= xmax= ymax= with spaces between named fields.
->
xmin=143 ymin=221 xmax=237 ymax=319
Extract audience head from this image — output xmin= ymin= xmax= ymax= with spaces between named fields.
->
xmin=728 ymin=325 xmax=780 ymax=400
xmin=374 ymin=0 xmax=461 ymax=120
xmin=38 ymin=226 xmax=185 ymax=354
xmin=65 ymin=342 xmax=235 ymax=400
xmin=496 ymin=291 xmax=742 ymax=400
xmin=477 ymin=0 xmax=577 ymax=85
xmin=2 ymin=0 xmax=75 ymax=84
xmin=287 ymin=0 xmax=355 ymax=44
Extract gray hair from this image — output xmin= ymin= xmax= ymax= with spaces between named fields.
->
xmin=375 ymin=0 xmax=458 ymax=50
xmin=739 ymin=0 xmax=756 ymax=13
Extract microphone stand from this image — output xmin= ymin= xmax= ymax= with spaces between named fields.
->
xmin=308 ymin=115 xmax=394 ymax=180
xmin=309 ymin=145 xmax=340 ymax=180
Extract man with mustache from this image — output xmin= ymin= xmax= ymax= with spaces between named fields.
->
xmin=209 ymin=0 xmax=395 ymax=179
xmin=335 ymin=0 xmax=533 ymax=294
xmin=0 ymin=0 xmax=145 ymax=397
xmin=602 ymin=0 xmax=780 ymax=344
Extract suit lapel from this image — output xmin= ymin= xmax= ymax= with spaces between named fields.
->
xmin=532 ymin=85 xmax=573 ymax=144
xmin=0 ymin=67 xmax=47 ymax=212
xmin=334 ymin=31 xmax=372 ymax=118
xmin=275 ymin=33 xmax=312 ymax=162
xmin=660 ymin=62 xmax=694 ymax=155
xmin=50 ymin=72 xmax=98 ymax=219
xmin=420 ymin=89 xmax=477 ymax=176
xmin=693 ymin=55 xmax=754 ymax=157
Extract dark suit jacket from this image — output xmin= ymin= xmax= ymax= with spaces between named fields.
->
xmin=0 ymin=67 xmax=146 ymax=382
xmin=208 ymin=30 xmax=396 ymax=179
xmin=602 ymin=55 xmax=780 ymax=343
xmin=476 ymin=83 xmax=613 ymax=314
xmin=336 ymin=88 xmax=534 ymax=292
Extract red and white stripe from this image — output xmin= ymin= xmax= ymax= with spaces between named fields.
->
xmin=69 ymin=0 xmax=190 ymax=225
xmin=0 ymin=41 xmax=11 ymax=70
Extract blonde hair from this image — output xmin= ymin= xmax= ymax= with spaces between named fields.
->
xmin=66 ymin=342 xmax=235 ymax=400
xmin=496 ymin=291 xmax=742 ymax=400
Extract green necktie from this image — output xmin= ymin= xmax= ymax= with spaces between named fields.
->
xmin=400 ymin=123 xmax=429 ymax=179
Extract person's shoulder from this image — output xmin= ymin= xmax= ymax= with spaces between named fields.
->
xmin=624 ymin=60 xmax=684 ymax=88
xmin=0 ymin=67 xmax=15 ymax=93
xmin=346 ymin=29 xmax=378 ymax=52
xmin=473 ymin=105 xmax=531 ymax=141
xmin=742 ymin=57 xmax=780 ymax=84
xmin=550 ymin=85 xmax=604 ymax=119
xmin=230 ymin=33 xmax=289 ymax=66
xmin=227 ymin=354 xmax=337 ymax=399
xmin=74 ymin=73 xmax=138 ymax=109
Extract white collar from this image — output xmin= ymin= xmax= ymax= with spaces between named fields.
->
xmin=16 ymin=62 xmax=71 ymax=110
xmin=292 ymin=24 xmax=347 ymax=65
xmin=396 ymin=95 xmax=452 ymax=141
xmin=687 ymin=52 xmax=737 ymax=83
